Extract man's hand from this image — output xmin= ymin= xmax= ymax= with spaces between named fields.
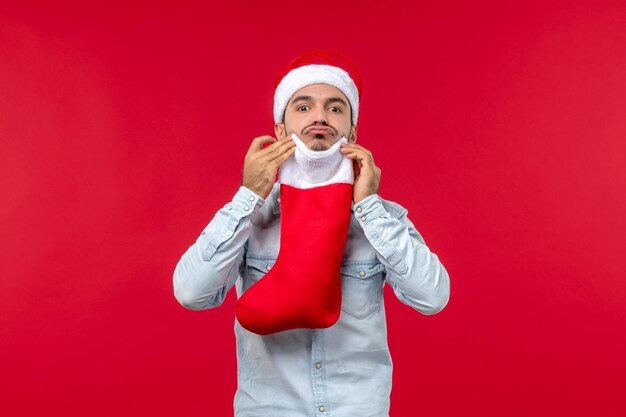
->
xmin=340 ymin=143 xmax=381 ymax=203
xmin=242 ymin=135 xmax=296 ymax=199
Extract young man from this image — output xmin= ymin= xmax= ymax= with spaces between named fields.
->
xmin=173 ymin=50 xmax=450 ymax=416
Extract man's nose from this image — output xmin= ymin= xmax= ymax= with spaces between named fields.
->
xmin=312 ymin=106 xmax=328 ymax=124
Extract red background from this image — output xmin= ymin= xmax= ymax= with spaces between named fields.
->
xmin=2 ymin=1 xmax=625 ymax=415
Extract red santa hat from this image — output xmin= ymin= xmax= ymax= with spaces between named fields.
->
xmin=273 ymin=50 xmax=363 ymax=125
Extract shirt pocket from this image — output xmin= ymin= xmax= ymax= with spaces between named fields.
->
xmin=242 ymin=256 xmax=276 ymax=293
xmin=340 ymin=262 xmax=385 ymax=319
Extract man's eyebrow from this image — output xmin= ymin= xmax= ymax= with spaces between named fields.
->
xmin=325 ymin=97 xmax=348 ymax=107
xmin=290 ymin=95 xmax=349 ymax=107
xmin=290 ymin=95 xmax=313 ymax=104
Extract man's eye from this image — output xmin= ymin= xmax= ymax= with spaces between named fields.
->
xmin=329 ymin=106 xmax=342 ymax=113
xmin=297 ymin=105 xmax=310 ymax=111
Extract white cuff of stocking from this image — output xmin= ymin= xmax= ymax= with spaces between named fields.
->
xmin=278 ymin=133 xmax=354 ymax=189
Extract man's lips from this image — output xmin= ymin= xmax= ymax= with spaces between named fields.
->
xmin=305 ymin=127 xmax=334 ymax=135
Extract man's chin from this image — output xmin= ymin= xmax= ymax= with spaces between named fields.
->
xmin=295 ymin=133 xmax=337 ymax=151
xmin=309 ymin=142 xmax=330 ymax=152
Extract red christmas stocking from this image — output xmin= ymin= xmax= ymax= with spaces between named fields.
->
xmin=235 ymin=133 xmax=354 ymax=335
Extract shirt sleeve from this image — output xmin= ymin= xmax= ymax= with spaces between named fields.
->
xmin=353 ymin=194 xmax=451 ymax=315
xmin=173 ymin=186 xmax=264 ymax=310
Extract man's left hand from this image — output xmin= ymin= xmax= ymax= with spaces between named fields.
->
xmin=340 ymin=143 xmax=381 ymax=203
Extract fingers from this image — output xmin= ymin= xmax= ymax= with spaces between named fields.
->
xmin=340 ymin=145 xmax=376 ymax=169
xmin=252 ymin=135 xmax=277 ymax=147
xmin=248 ymin=135 xmax=277 ymax=155
xmin=247 ymin=135 xmax=295 ymax=162
xmin=272 ymin=145 xmax=296 ymax=166
xmin=344 ymin=153 xmax=369 ymax=172
xmin=340 ymin=143 xmax=373 ymax=158
xmin=265 ymin=137 xmax=296 ymax=161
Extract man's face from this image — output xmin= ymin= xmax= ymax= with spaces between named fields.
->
xmin=275 ymin=83 xmax=357 ymax=151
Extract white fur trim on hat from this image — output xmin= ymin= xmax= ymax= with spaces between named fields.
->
xmin=274 ymin=64 xmax=359 ymax=125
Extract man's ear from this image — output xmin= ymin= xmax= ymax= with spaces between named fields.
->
xmin=349 ymin=125 xmax=358 ymax=143
xmin=274 ymin=123 xmax=286 ymax=139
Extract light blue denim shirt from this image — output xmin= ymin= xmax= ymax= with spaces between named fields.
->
xmin=173 ymin=182 xmax=450 ymax=417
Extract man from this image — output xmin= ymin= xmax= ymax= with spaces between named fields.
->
xmin=173 ymin=50 xmax=450 ymax=416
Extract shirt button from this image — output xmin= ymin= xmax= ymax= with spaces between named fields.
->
xmin=360 ymin=216 xmax=366 ymax=222
xmin=319 ymin=406 xmax=325 ymax=412
xmin=224 ymin=230 xmax=233 ymax=237
xmin=356 ymin=207 xmax=362 ymax=213
xmin=374 ymin=240 xmax=381 ymax=247
xmin=359 ymin=270 xmax=366 ymax=277
xmin=248 ymin=196 xmax=255 ymax=202
xmin=315 ymin=362 xmax=321 ymax=369
xmin=243 ymin=205 xmax=249 ymax=211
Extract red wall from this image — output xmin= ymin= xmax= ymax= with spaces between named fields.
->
xmin=2 ymin=1 xmax=625 ymax=415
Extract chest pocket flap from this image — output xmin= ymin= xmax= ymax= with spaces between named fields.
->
xmin=340 ymin=262 xmax=385 ymax=319
xmin=243 ymin=256 xmax=276 ymax=292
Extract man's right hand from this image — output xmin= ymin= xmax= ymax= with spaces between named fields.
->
xmin=242 ymin=135 xmax=296 ymax=199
